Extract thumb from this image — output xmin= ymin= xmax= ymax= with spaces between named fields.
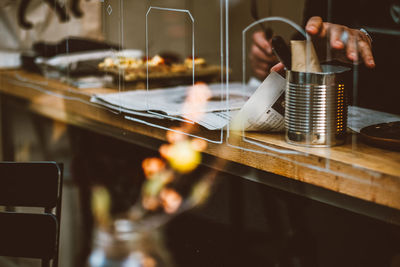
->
xmin=270 ymin=62 xmax=285 ymax=76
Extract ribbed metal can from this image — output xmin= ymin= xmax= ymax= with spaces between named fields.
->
xmin=285 ymin=65 xmax=350 ymax=147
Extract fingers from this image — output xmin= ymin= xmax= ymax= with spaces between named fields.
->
xmin=307 ymin=16 xmax=376 ymax=68
xmin=346 ymin=34 xmax=358 ymax=62
xmin=329 ymin=25 xmax=345 ymax=49
xmin=254 ymin=62 xmax=285 ymax=80
xmin=252 ymin=31 xmax=273 ymax=55
xmin=358 ymin=40 xmax=375 ymax=68
xmin=342 ymin=30 xmax=375 ymax=67
xmin=253 ymin=68 xmax=269 ymax=80
xmin=306 ymin=16 xmax=326 ymax=37
xmin=250 ymin=43 xmax=276 ymax=62
xmin=271 ymin=62 xmax=285 ymax=75
xmin=250 ymin=31 xmax=279 ymax=79
xmin=250 ymin=50 xmax=276 ymax=80
xmin=251 ymin=58 xmax=269 ymax=79
xmin=251 ymin=59 xmax=270 ymax=74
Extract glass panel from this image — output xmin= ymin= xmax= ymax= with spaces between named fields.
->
xmin=225 ymin=0 xmax=400 ymax=225
xmin=226 ymin=0 xmax=307 ymax=155
xmin=113 ymin=0 xmax=226 ymax=143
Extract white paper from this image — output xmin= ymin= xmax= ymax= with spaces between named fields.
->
xmin=91 ymin=83 xmax=252 ymax=116
xmin=90 ymin=76 xmax=287 ymax=131
xmin=230 ymin=72 xmax=287 ymax=132
xmin=90 ymin=97 xmax=164 ymax=119
xmin=182 ymin=110 xmax=239 ymax=130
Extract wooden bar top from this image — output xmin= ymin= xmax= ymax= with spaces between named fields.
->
xmin=1 ymin=69 xmax=400 ymax=211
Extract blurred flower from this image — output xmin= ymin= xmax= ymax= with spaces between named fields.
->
xmin=143 ymin=175 xmax=166 ymax=197
xmin=182 ymin=82 xmax=212 ymax=120
xmin=191 ymin=138 xmax=207 ymax=152
xmin=142 ymin=196 xmax=160 ymax=211
xmin=141 ymin=255 xmax=157 ymax=267
xmin=185 ymin=82 xmax=211 ymax=102
xmin=160 ymin=188 xmax=182 ymax=214
xmin=159 ymin=144 xmax=172 ymax=159
xmin=165 ymin=140 xmax=201 ymax=173
xmin=166 ymin=128 xmax=186 ymax=143
xmin=133 ymin=80 xmax=221 ymax=223
xmin=91 ymin=186 xmax=111 ymax=228
xmin=142 ymin=158 xmax=166 ymax=179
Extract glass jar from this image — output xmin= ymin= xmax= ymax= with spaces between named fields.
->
xmin=88 ymin=219 xmax=172 ymax=267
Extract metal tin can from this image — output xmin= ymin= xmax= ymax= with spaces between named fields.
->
xmin=285 ymin=65 xmax=350 ymax=147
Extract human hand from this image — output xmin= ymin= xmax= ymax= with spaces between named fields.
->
xmin=250 ymin=31 xmax=279 ymax=80
xmin=305 ymin=16 xmax=375 ymax=68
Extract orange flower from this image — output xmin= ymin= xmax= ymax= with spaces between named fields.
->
xmin=166 ymin=128 xmax=186 ymax=143
xmin=191 ymin=138 xmax=207 ymax=152
xmin=166 ymin=141 xmax=201 ymax=173
xmin=182 ymin=83 xmax=212 ymax=120
xmin=142 ymin=196 xmax=159 ymax=211
xmin=159 ymin=144 xmax=171 ymax=159
xmin=160 ymin=188 xmax=182 ymax=214
xmin=142 ymin=158 xmax=165 ymax=178
xmin=141 ymin=256 xmax=156 ymax=267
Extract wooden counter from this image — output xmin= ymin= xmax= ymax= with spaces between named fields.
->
xmin=1 ymin=69 xmax=400 ymax=213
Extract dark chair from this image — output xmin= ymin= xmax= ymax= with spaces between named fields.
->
xmin=0 ymin=162 xmax=63 ymax=267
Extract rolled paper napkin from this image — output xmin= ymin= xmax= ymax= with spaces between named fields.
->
xmin=290 ymin=40 xmax=322 ymax=73
xmin=230 ymin=71 xmax=287 ymax=132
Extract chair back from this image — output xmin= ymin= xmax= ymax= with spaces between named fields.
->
xmin=0 ymin=162 xmax=63 ymax=267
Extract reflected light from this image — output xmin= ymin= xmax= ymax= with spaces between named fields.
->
xmin=191 ymin=179 xmax=212 ymax=206
xmin=91 ymin=186 xmax=111 ymax=228
xmin=50 ymin=121 xmax=67 ymax=144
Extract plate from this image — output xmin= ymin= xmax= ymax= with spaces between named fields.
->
xmin=360 ymin=121 xmax=400 ymax=151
